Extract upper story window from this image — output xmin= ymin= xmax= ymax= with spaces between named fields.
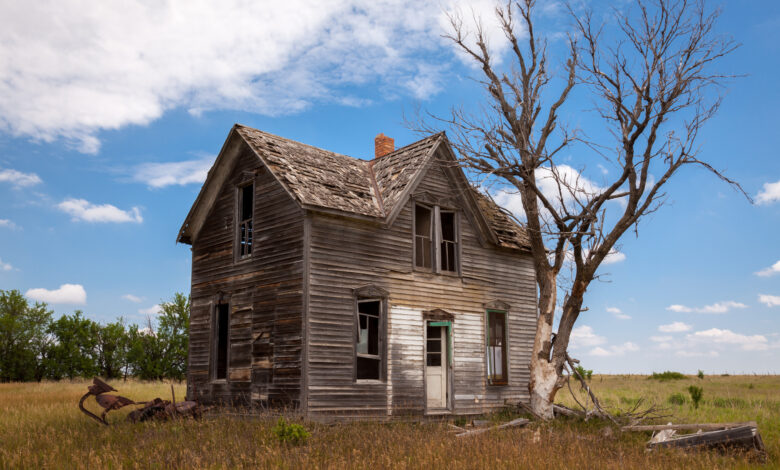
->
xmin=414 ymin=203 xmax=459 ymax=274
xmin=237 ymin=183 xmax=253 ymax=259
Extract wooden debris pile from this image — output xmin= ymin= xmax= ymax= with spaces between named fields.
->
xmin=448 ymin=418 xmax=530 ymax=438
xmin=623 ymin=422 xmax=766 ymax=458
xmin=78 ymin=377 xmax=201 ymax=426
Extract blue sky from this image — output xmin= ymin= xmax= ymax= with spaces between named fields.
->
xmin=0 ymin=1 xmax=778 ymax=373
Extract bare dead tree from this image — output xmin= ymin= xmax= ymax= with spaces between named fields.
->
xmin=419 ymin=0 xmax=744 ymax=418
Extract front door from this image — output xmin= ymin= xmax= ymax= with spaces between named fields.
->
xmin=426 ymin=323 xmax=448 ymax=409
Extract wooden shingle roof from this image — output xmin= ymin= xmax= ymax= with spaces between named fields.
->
xmin=179 ymin=124 xmax=530 ymax=250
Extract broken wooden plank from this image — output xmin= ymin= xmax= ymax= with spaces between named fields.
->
xmin=623 ymin=421 xmax=757 ymax=432
xmin=455 ymin=418 xmax=529 ymax=437
xmin=648 ymin=425 xmax=765 ymax=453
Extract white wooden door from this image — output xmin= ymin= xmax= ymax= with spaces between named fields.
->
xmin=426 ymin=324 xmax=448 ymax=409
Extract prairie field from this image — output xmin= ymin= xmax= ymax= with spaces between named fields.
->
xmin=0 ymin=375 xmax=777 ymax=469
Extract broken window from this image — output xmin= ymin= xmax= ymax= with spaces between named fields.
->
xmin=440 ymin=211 xmax=457 ymax=272
xmin=486 ymin=310 xmax=507 ymax=385
xmin=238 ymin=183 xmax=253 ymax=259
xmin=414 ymin=204 xmax=432 ymax=269
xmin=356 ymin=300 xmax=382 ymax=380
xmin=214 ymin=303 xmax=230 ymax=380
xmin=414 ymin=203 xmax=459 ymax=273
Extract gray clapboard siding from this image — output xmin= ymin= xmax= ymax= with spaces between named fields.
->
xmin=305 ymin=151 xmax=536 ymax=418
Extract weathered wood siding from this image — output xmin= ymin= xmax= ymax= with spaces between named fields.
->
xmin=187 ymin=142 xmax=305 ymax=407
xmin=306 ymin=152 xmax=536 ymax=418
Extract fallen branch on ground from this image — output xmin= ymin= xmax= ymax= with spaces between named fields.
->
xmin=455 ymin=418 xmax=529 ymax=438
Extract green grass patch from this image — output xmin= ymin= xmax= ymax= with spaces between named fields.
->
xmin=648 ymin=371 xmax=687 ymax=381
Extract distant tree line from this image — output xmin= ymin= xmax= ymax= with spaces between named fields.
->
xmin=0 ymin=289 xmax=189 ymax=382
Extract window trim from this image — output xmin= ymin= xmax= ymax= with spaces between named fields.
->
xmin=353 ymin=289 xmax=388 ymax=383
xmin=413 ymin=203 xmax=434 ymax=272
xmin=235 ymin=181 xmax=254 ymax=262
xmin=211 ymin=301 xmax=231 ymax=383
xmin=485 ymin=309 xmax=509 ymax=386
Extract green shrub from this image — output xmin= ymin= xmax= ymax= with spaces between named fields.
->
xmin=697 ymin=370 xmax=704 ymax=379
xmin=711 ymin=397 xmax=748 ymax=408
xmin=272 ymin=417 xmax=310 ymax=445
xmin=649 ymin=371 xmax=686 ymax=381
xmin=688 ymin=386 xmax=703 ymax=409
xmin=667 ymin=392 xmax=687 ymax=405
xmin=575 ymin=366 xmax=593 ymax=380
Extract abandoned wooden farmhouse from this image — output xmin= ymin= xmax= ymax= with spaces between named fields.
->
xmin=177 ymin=124 xmax=538 ymax=418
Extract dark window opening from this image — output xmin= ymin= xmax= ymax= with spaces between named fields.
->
xmin=414 ymin=205 xmax=432 ymax=269
xmin=215 ymin=303 xmax=230 ymax=380
xmin=238 ymin=184 xmax=253 ymax=258
xmin=440 ymin=211 xmax=457 ymax=272
xmin=487 ymin=310 xmax=507 ymax=385
xmin=356 ymin=300 xmax=382 ymax=380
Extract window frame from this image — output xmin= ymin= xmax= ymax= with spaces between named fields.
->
xmin=485 ymin=309 xmax=509 ymax=386
xmin=353 ymin=295 xmax=387 ymax=383
xmin=211 ymin=301 xmax=231 ymax=382
xmin=412 ymin=202 xmax=460 ymax=276
xmin=235 ymin=181 xmax=254 ymax=262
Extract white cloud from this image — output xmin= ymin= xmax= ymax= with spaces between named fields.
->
xmin=132 ymin=156 xmax=214 ymax=188
xmin=138 ymin=304 xmax=161 ymax=315
xmin=569 ymin=325 xmax=606 ymax=348
xmin=759 ymin=294 xmax=780 ymax=307
xmin=665 ymin=301 xmax=747 ymax=314
xmin=58 ymin=198 xmax=142 ymax=223
xmin=0 ymin=169 xmax=41 ymax=188
xmin=122 ymin=294 xmax=143 ymax=303
xmin=675 ymin=350 xmax=719 ymax=358
xmin=687 ymin=328 xmax=768 ymax=351
xmin=606 ymin=307 xmax=630 ymax=320
xmin=756 ymin=260 xmax=780 ymax=277
xmin=0 ymin=258 xmax=13 ymax=271
xmin=589 ymin=342 xmax=639 ymax=357
xmin=0 ymin=219 xmax=19 ymax=230
xmin=602 ymin=250 xmax=626 ymax=264
xmin=0 ymin=0 xmax=518 ymax=153
xmin=650 ymin=335 xmax=673 ymax=342
xmin=756 ymin=180 xmax=780 ymax=205
xmin=25 ymin=283 xmax=86 ymax=304
xmin=658 ymin=321 xmax=692 ymax=333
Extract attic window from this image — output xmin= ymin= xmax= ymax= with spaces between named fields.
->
xmin=414 ymin=203 xmax=459 ymax=274
xmin=238 ymin=183 xmax=253 ymax=259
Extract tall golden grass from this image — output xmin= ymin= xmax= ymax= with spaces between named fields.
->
xmin=0 ymin=375 xmax=775 ymax=469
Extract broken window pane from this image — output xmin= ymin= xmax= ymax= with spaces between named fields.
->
xmin=238 ymin=183 xmax=254 ymax=258
xmin=487 ymin=311 xmax=507 ymax=384
xmin=357 ymin=300 xmax=382 ymax=380
xmin=415 ymin=205 xmax=432 ymax=269
xmin=215 ymin=303 xmax=230 ymax=380
xmin=440 ymin=211 xmax=457 ymax=272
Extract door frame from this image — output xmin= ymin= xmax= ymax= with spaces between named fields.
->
xmin=424 ymin=320 xmax=453 ymax=413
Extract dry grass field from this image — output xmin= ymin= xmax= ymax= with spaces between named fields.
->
xmin=0 ymin=375 xmax=776 ymax=469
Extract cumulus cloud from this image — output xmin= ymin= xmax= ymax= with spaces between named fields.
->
xmin=0 ymin=258 xmax=13 ymax=271
xmin=756 ymin=260 xmax=780 ymax=277
xmin=602 ymin=250 xmax=626 ymax=264
xmin=658 ymin=321 xmax=692 ymax=333
xmin=759 ymin=294 xmax=780 ymax=307
xmin=589 ymin=342 xmax=639 ymax=357
xmin=650 ymin=335 xmax=673 ymax=342
xmin=25 ymin=283 xmax=86 ymax=304
xmin=688 ymin=328 xmax=769 ymax=351
xmin=138 ymin=304 xmax=161 ymax=315
xmin=665 ymin=301 xmax=747 ymax=314
xmin=0 ymin=169 xmax=41 ymax=188
xmin=132 ymin=156 xmax=214 ymax=188
xmin=607 ymin=307 xmax=630 ymax=320
xmin=122 ymin=294 xmax=143 ymax=303
xmin=0 ymin=219 xmax=19 ymax=230
xmin=756 ymin=180 xmax=780 ymax=205
xmin=569 ymin=325 xmax=606 ymax=348
xmin=0 ymin=0 xmax=516 ymax=153
xmin=58 ymin=198 xmax=142 ymax=223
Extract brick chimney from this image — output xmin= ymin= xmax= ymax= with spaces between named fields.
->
xmin=374 ymin=133 xmax=394 ymax=158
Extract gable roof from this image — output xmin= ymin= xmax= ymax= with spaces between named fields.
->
xmin=178 ymin=124 xmax=530 ymax=251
